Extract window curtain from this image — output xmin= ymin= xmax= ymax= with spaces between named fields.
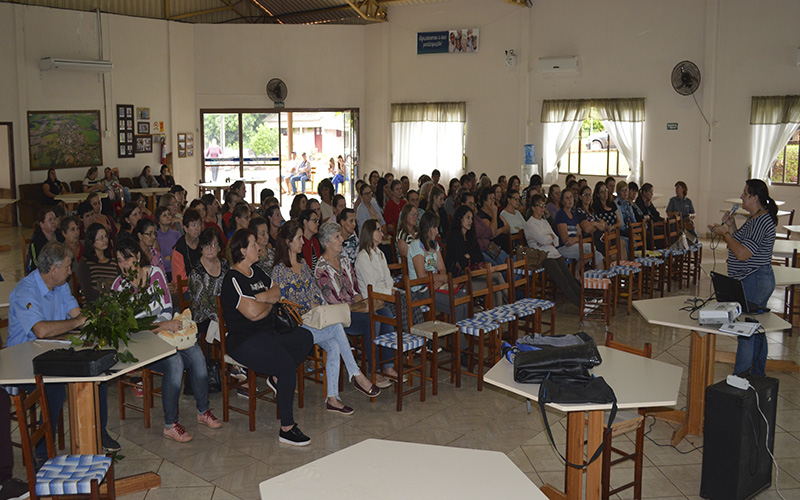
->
xmin=541 ymin=100 xmax=591 ymax=184
xmin=595 ymin=98 xmax=645 ymax=184
xmin=391 ymin=102 xmax=466 ymax=182
xmin=750 ymin=96 xmax=800 ymax=181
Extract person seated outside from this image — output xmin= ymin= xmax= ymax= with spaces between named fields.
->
xmin=9 ymin=241 xmax=120 ymax=455
xmin=523 ymin=195 xmax=581 ymax=306
xmin=280 ymin=152 xmax=298 ymax=195
xmin=221 ymin=229 xmax=313 ymax=445
xmin=112 ymin=238 xmax=222 ymax=443
xmin=338 ymin=208 xmax=359 ymax=267
xmin=272 ymin=221 xmax=381 ymax=415
xmin=315 ymin=221 xmax=394 ymax=389
xmin=332 ymin=155 xmax=346 ymax=194
xmin=445 ymin=205 xmax=507 ymax=307
xmin=76 ymin=223 xmax=119 ymax=304
xmin=666 ymin=180 xmax=698 ymax=241
xmin=138 ymin=165 xmax=159 ymax=188
xmin=290 ymin=153 xmax=312 ymax=195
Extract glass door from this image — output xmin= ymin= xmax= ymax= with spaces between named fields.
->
xmin=202 ymin=113 xmax=240 ymax=184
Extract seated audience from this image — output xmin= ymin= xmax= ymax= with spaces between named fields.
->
xmin=575 ymin=185 xmax=609 ymax=255
xmin=338 ymin=208 xmax=359 ymax=266
xmin=523 ymin=195 xmax=582 ymax=306
xmin=554 ymin=190 xmax=603 ymax=265
xmin=499 ymin=189 xmax=527 ymax=234
xmin=26 ymin=207 xmax=62 ymax=273
xmin=384 ymin=179 xmax=406 ymax=235
xmin=444 ymin=178 xmax=461 ymax=217
xmin=473 ymin=190 xmax=510 ymax=265
xmin=221 ymin=229 xmax=313 ymax=446
xmin=356 ymin=182 xmax=386 ymax=234
xmin=77 ymin=223 xmax=119 ymax=304
xmin=395 ymin=203 xmax=419 ymax=261
xmin=134 ymin=218 xmax=165 ymax=272
xmin=667 ymin=180 xmax=698 ymax=240
xmin=318 ymin=179 xmax=335 ymax=222
xmin=298 ymin=209 xmax=321 ymax=270
xmin=635 ymin=182 xmax=663 ymax=222
xmin=171 ymin=208 xmax=204 ymax=288
xmin=138 ymin=165 xmax=159 ymax=188
xmin=112 ymin=238 xmax=221 ymax=443
xmin=591 ymin=181 xmax=628 ymax=257
xmin=428 ymin=186 xmax=449 ymax=236
xmin=157 ymin=193 xmax=183 ymax=232
xmin=156 ymin=165 xmax=175 ymax=188
xmin=60 ymin=215 xmax=82 ymax=264
xmin=546 ymin=184 xmax=561 ymax=220
xmin=227 ymin=203 xmax=251 ymax=240
xmin=83 ymin=166 xmax=105 ymax=194
xmin=249 ymin=216 xmax=274 ymax=276
xmin=272 ymin=221 xmax=381 ymax=415
xmin=615 ymin=181 xmax=637 ymax=231
xmin=116 ymin=202 xmax=141 ymax=247
xmin=155 ymin=206 xmax=181 ymax=280
xmin=188 ymin=227 xmax=230 ymax=340
xmin=102 ymin=167 xmax=130 ymax=203
xmin=41 ymin=168 xmax=64 ymax=206
xmin=289 ymin=193 xmax=307 ymax=220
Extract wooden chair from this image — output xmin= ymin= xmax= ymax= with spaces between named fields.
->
xmin=784 ymin=249 xmax=800 ymax=331
xmin=14 ymin=374 xmax=116 ymax=500
xmin=176 ymin=275 xmax=190 ymax=313
xmin=215 ymin=297 xmax=283 ymax=431
xmin=408 ymin=273 xmax=458 ymax=397
xmin=578 ymin=232 xmax=615 ymax=328
xmin=605 ymin=228 xmax=642 ymax=316
xmin=628 ymin=221 xmax=664 ymax=298
xmin=118 ymin=368 xmax=161 ymax=429
xmin=439 ymin=271 xmax=471 ymax=388
xmin=22 ymin=236 xmax=31 ymax=275
xmin=368 ymin=284 xmax=426 ymax=411
xmin=511 ymin=256 xmax=556 ymax=335
xmin=776 ymin=208 xmax=795 ymax=240
xmin=600 ymin=332 xmax=653 ymax=500
xmin=647 ymin=220 xmax=679 ymax=293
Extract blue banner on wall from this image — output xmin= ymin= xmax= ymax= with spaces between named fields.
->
xmin=417 ymin=29 xmax=480 ymax=55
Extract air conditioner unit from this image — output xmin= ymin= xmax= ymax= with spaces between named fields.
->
xmin=39 ymin=57 xmax=113 ymax=74
xmin=538 ymin=56 xmax=579 ymax=74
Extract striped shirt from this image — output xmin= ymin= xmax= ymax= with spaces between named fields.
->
xmin=727 ymin=212 xmax=775 ymax=280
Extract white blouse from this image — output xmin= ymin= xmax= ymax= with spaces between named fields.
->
xmin=354 ymin=248 xmax=394 ymax=296
xmin=522 ymin=217 xmax=561 ymax=259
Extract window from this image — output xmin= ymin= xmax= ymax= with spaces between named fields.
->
xmin=391 ymin=102 xmax=465 ymax=182
xmin=558 ymin=107 xmax=630 ymax=177
xmin=769 ymin=126 xmax=799 ymax=185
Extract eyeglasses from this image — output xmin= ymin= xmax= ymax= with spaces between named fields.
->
xmin=535 ymin=203 xmax=546 ymax=208
xmin=205 ymin=242 xmax=220 ymax=249
xmin=309 ymin=218 xmax=319 ymax=223
xmin=362 ymin=191 xmax=373 ymax=196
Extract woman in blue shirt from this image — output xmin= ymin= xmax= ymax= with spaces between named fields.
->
xmin=709 ymin=179 xmax=777 ymax=376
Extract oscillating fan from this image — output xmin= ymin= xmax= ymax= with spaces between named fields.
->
xmin=671 ymin=61 xmax=701 ymax=96
xmin=266 ymin=78 xmax=287 ymax=108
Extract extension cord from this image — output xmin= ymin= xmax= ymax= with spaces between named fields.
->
xmin=726 ymin=374 xmax=751 ymax=391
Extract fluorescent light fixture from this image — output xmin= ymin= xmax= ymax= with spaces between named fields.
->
xmin=39 ymin=57 xmax=113 ymax=73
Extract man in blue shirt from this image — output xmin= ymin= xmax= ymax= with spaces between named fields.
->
xmin=8 ymin=241 xmax=120 ymax=455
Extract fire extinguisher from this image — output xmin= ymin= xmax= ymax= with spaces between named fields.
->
xmin=160 ymin=137 xmax=167 ymax=164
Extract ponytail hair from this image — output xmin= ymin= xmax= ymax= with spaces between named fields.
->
xmin=745 ymin=179 xmax=778 ymax=225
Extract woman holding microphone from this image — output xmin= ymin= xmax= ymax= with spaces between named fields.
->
xmin=708 ymin=179 xmax=777 ymax=376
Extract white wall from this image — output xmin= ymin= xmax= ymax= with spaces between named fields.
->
xmin=0 ymin=0 xmax=798 ymax=229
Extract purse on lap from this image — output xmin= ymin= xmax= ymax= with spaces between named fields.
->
xmin=301 ymin=303 xmax=351 ymax=330
xmin=270 ymin=299 xmax=303 ymax=334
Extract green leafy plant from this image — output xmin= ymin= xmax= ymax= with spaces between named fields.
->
xmin=70 ymin=267 xmax=164 ymax=363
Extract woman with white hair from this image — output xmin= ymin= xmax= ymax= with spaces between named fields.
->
xmin=315 ymin=221 xmax=394 ymax=389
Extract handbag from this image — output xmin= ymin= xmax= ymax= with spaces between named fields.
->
xmin=301 ymin=303 xmax=351 ymax=330
xmin=270 ymin=299 xmax=303 ymax=334
xmin=538 ymin=374 xmax=618 ymax=469
xmin=513 ymin=332 xmax=602 ymax=383
xmin=516 ymin=245 xmax=548 ymax=269
xmin=486 ymin=241 xmax=502 ymax=261
xmin=157 ymin=309 xmax=198 ymax=350
xmin=33 ymin=348 xmax=118 ymax=377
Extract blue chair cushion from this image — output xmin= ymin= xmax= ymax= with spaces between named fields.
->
xmin=374 ymin=332 xmax=426 ymax=352
xmin=633 ymin=256 xmax=664 ymax=267
xmin=475 ymin=308 xmax=518 ymax=323
xmin=456 ymin=317 xmax=501 ymax=337
xmin=36 ymin=455 xmax=112 ymax=496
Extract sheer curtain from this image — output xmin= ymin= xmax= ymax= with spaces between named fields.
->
xmin=541 ymin=100 xmax=591 ymax=184
xmin=750 ymin=96 xmax=800 ymax=181
xmin=391 ymin=102 xmax=466 ymax=181
xmin=595 ymin=98 xmax=645 ymax=184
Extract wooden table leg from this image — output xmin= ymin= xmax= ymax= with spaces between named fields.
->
xmin=69 ymin=382 xmax=162 ymax=494
xmin=68 ymin=382 xmax=100 ymax=454
xmin=565 ymin=411 xmax=584 ymax=500
xmin=671 ymin=330 xmax=712 ymax=446
xmin=585 ymin=410 xmax=603 ymax=500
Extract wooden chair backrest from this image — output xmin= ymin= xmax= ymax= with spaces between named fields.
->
xmin=22 ymin=236 xmax=31 ymax=274
xmin=402 ymin=271 xmax=436 ymax=325
xmin=14 ymin=374 xmax=55 ymax=489
xmin=628 ymin=222 xmax=647 ymax=259
xmin=578 ymin=231 xmax=597 ymax=273
xmin=665 ymin=217 xmax=681 ymax=245
xmin=445 ymin=271 xmax=471 ymax=320
xmin=176 ymin=275 xmax=189 ymax=312
xmin=604 ymin=228 xmax=621 ymax=269
xmin=367 ymin=284 xmax=403 ymax=336
xmin=649 ymin=219 xmax=667 ymax=249
xmin=605 ymin=332 xmax=652 ymax=359
xmin=509 ymin=231 xmax=525 ymax=253
xmin=467 ymin=265 xmax=493 ymax=310
xmin=510 ymin=256 xmax=530 ymax=302
xmin=215 ymin=297 xmax=229 ymax=359
xmin=487 ymin=259 xmax=512 ymax=303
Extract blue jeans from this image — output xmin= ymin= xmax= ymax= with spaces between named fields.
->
xmin=149 ymin=344 xmax=209 ymax=426
xmin=306 ymin=323 xmax=361 ymax=400
xmin=332 ymin=174 xmax=345 ymax=193
xmin=346 ymin=307 xmax=393 ymax=369
xmin=558 ymin=243 xmax=604 ymax=268
xmin=290 ymin=173 xmax=309 ymax=194
xmin=482 ymin=248 xmax=510 ymax=267
xmin=734 ymin=265 xmax=775 ymax=376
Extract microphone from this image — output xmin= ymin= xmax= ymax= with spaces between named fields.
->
xmin=727 ymin=203 xmax=739 ymax=217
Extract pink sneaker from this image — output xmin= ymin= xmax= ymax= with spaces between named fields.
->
xmin=163 ymin=422 xmax=193 ymax=442
xmin=197 ymin=409 xmax=223 ymax=429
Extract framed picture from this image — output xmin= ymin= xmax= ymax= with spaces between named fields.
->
xmin=118 ymin=107 xmax=125 ymax=118
xmin=127 ymin=119 xmax=132 ymax=129
xmin=138 ymin=122 xmax=150 ymax=134
xmin=127 ymin=144 xmax=133 ymax=154
xmin=126 ymin=107 xmax=132 ymax=118
xmin=27 ymin=110 xmax=103 ymax=170
xmin=178 ymin=141 xmax=185 ymax=149
xmin=127 ymin=132 xmax=133 ymax=142
xmin=186 ymin=133 xmax=194 ymax=145
xmin=178 ymin=148 xmax=186 ymax=158
xmin=177 ymin=133 xmax=186 ymax=142
xmin=116 ymin=105 xmax=135 ymax=158
xmin=119 ymin=132 xmax=125 ymax=142
xmin=119 ymin=145 xmax=125 ymax=156
xmin=186 ymin=148 xmax=193 ymax=157
xmin=137 ymin=107 xmax=150 ymax=120
xmin=135 ymin=135 xmax=153 ymax=153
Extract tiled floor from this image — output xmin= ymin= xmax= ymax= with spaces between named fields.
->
xmin=4 ymin=224 xmax=800 ymax=500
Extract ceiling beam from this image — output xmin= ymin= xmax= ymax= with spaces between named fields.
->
xmin=168 ymin=5 xmax=234 ymax=20
xmin=345 ymin=0 xmax=387 ymax=21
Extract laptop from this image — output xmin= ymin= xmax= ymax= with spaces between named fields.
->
xmin=710 ymin=271 xmax=769 ymax=314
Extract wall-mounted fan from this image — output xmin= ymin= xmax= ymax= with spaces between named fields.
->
xmin=671 ymin=60 xmax=711 ymax=141
xmin=671 ymin=61 xmax=701 ymax=96
xmin=267 ymin=78 xmax=287 ymax=108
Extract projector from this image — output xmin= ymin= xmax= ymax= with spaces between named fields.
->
xmin=698 ymin=302 xmax=741 ymax=325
